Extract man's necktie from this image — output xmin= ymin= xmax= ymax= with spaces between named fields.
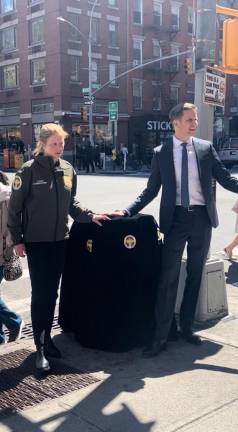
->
xmin=181 ymin=142 xmax=189 ymax=208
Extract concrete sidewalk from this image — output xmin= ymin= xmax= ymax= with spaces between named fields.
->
xmin=0 ymin=270 xmax=238 ymax=432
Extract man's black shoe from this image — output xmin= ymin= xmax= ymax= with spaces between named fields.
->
xmin=181 ymin=332 xmax=202 ymax=345
xmin=142 ymin=341 xmax=167 ymax=358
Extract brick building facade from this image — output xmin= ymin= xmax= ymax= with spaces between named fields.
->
xmin=0 ymin=0 xmax=237 ymax=163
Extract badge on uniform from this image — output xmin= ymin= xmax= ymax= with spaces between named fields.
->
xmin=13 ymin=175 xmax=22 ymax=190
xmin=63 ymin=175 xmax=72 ymax=189
xmin=124 ymin=235 xmax=136 ymax=249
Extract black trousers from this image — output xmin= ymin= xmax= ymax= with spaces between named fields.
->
xmin=155 ymin=206 xmax=212 ymax=342
xmin=26 ymin=241 xmax=67 ymax=345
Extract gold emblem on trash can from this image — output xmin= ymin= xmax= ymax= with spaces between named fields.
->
xmin=124 ymin=235 xmax=136 ymax=249
xmin=86 ymin=239 xmax=93 ymax=253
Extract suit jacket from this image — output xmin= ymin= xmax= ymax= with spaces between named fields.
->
xmin=126 ymin=138 xmax=238 ymax=234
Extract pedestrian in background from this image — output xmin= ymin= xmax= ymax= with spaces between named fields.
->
xmin=110 ymin=102 xmax=238 ymax=358
xmin=0 ymin=171 xmax=24 ymax=345
xmin=223 ymin=198 xmax=238 ymax=259
xmin=8 ymin=123 xmax=109 ymax=373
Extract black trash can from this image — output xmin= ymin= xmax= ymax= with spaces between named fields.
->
xmin=59 ymin=214 xmax=162 ymax=352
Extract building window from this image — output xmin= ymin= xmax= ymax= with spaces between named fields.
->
xmin=171 ymin=4 xmax=180 ymax=31
xmin=0 ymin=26 xmax=16 ymax=52
xmin=109 ymin=63 xmax=118 ymax=85
xmin=132 ymin=79 xmax=142 ymax=110
xmin=68 ymin=13 xmax=80 ymax=42
xmin=153 ymin=1 xmax=162 ymax=27
xmin=152 ymin=86 xmax=161 ymax=110
xmin=70 ymin=56 xmax=80 ymax=82
xmin=29 ymin=18 xmax=44 ymax=45
xmin=170 ymin=45 xmax=179 ymax=71
xmin=133 ymin=0 xmax=142 ymax=24
xmin=188 ymin=7 xmax=193 ymax=34
xmin=91 ymin=18 xmax=100 ymax=44
xmin=2 ymin=63 xmax=18 ymax=88
xmin=108 ymin=22 xmax=118 ymax=47
xmin=31 ymin=58 xmax=46 ymax=85
xmin=0 ymin=0 xmax=15 ymax=14
xmin=133 ymin=39 xmax=142 ymax=65
xmin=0 ymin=103 xmax=19 ymax=116
xmin=108 ymin=0 xmax=117 ymax=7
xmin=32 ymin=99 xmax=54 ymax=113
xmin=170 ymin=85 xmax=179 ymax=105
xmin=91 ymin=60 xmax=98 ymax=83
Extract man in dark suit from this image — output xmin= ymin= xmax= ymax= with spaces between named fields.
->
xmin=111 ymin=102 xmax=238 ymax=357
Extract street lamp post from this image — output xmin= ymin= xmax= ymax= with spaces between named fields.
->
xmin=57 ymin=0 xmax=98 ymax=147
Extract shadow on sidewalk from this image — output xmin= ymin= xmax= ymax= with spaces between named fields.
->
xmin=0 ymin=335 xmax=237 ymax=432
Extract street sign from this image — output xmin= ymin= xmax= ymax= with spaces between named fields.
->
xmin=109 ymin=101 xmax=118 ymax=121
xmin=92 ymin=83 xmax=100 ymax=89
xmin=82 ymin=87 xmax=90 ymax=94
xmin=203 ymin=66 xmax=226 ymax=107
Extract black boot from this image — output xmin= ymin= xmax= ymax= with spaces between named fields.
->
xmin=35 ymin=330 xmax=50 ymax=373
xmin=44 ymin=334 xmax=61 ymax=359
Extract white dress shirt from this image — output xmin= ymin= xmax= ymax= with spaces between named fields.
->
xmin=173 ymin=136 xmax=205 ymax=206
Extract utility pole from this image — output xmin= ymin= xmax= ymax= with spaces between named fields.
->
xmin=57 ymin=0 xmax=98 ymax=147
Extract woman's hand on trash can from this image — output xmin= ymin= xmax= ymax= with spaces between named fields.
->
xmin=92 ymin=214 xmax=110 ymax=226
xmin=14 ymin=243 xmax=26 ymax=257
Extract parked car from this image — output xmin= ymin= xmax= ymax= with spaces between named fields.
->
xmin=218 ymin=137 xmax=238 ymax=168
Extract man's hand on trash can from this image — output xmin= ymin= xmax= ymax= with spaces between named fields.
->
xmin=92 ymin=214 xmax=110 ymax=226
xmin=107 ymin=210 xmax=129 ymax=217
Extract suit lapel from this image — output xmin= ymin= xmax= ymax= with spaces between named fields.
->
xmin=192 ymin=138 xmax=202 ymax=180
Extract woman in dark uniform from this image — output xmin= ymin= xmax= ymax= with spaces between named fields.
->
xmin=8 ymin=123 xmax=108 ymax=373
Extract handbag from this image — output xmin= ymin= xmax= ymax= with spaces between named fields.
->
xmin=3 ymin=253 xmax=23 ymax=281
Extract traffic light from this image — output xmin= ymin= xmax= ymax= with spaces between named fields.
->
xmin=184 ymin=58 xmax=193 ymax=74
xmin=222 ymin=19 xmax=238 ymax=72
xmin=80 ymin=106 xmax=88 ymax=121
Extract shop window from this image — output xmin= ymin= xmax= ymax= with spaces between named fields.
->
xmin=31 ymin=57 xmax=46 ymax=85
xmin=70 ymin=56 xmax=80 ymax=82
xmin=32 ymin=99 xmax=54 ymax=113
xmin=29 ymin=17 xmax=44 ymax=45
xmin=108 ymin=22 xmax=118 ymax=47
xmin=0 ymin=26 xmax=17 ymax=52
xmin=2 ymin=63 xmax=18 ymax=89
xmin=0 ymin=0 xmax=15 ymax=14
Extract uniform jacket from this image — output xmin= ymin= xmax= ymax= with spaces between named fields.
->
xmin=125 ymin=138 xmax=238 ymax=234
xmin=8 ymin=155 xmax=93 ymax=245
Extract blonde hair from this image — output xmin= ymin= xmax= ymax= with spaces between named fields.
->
xmin=34 ymin=123 xmax=68 ymax=156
